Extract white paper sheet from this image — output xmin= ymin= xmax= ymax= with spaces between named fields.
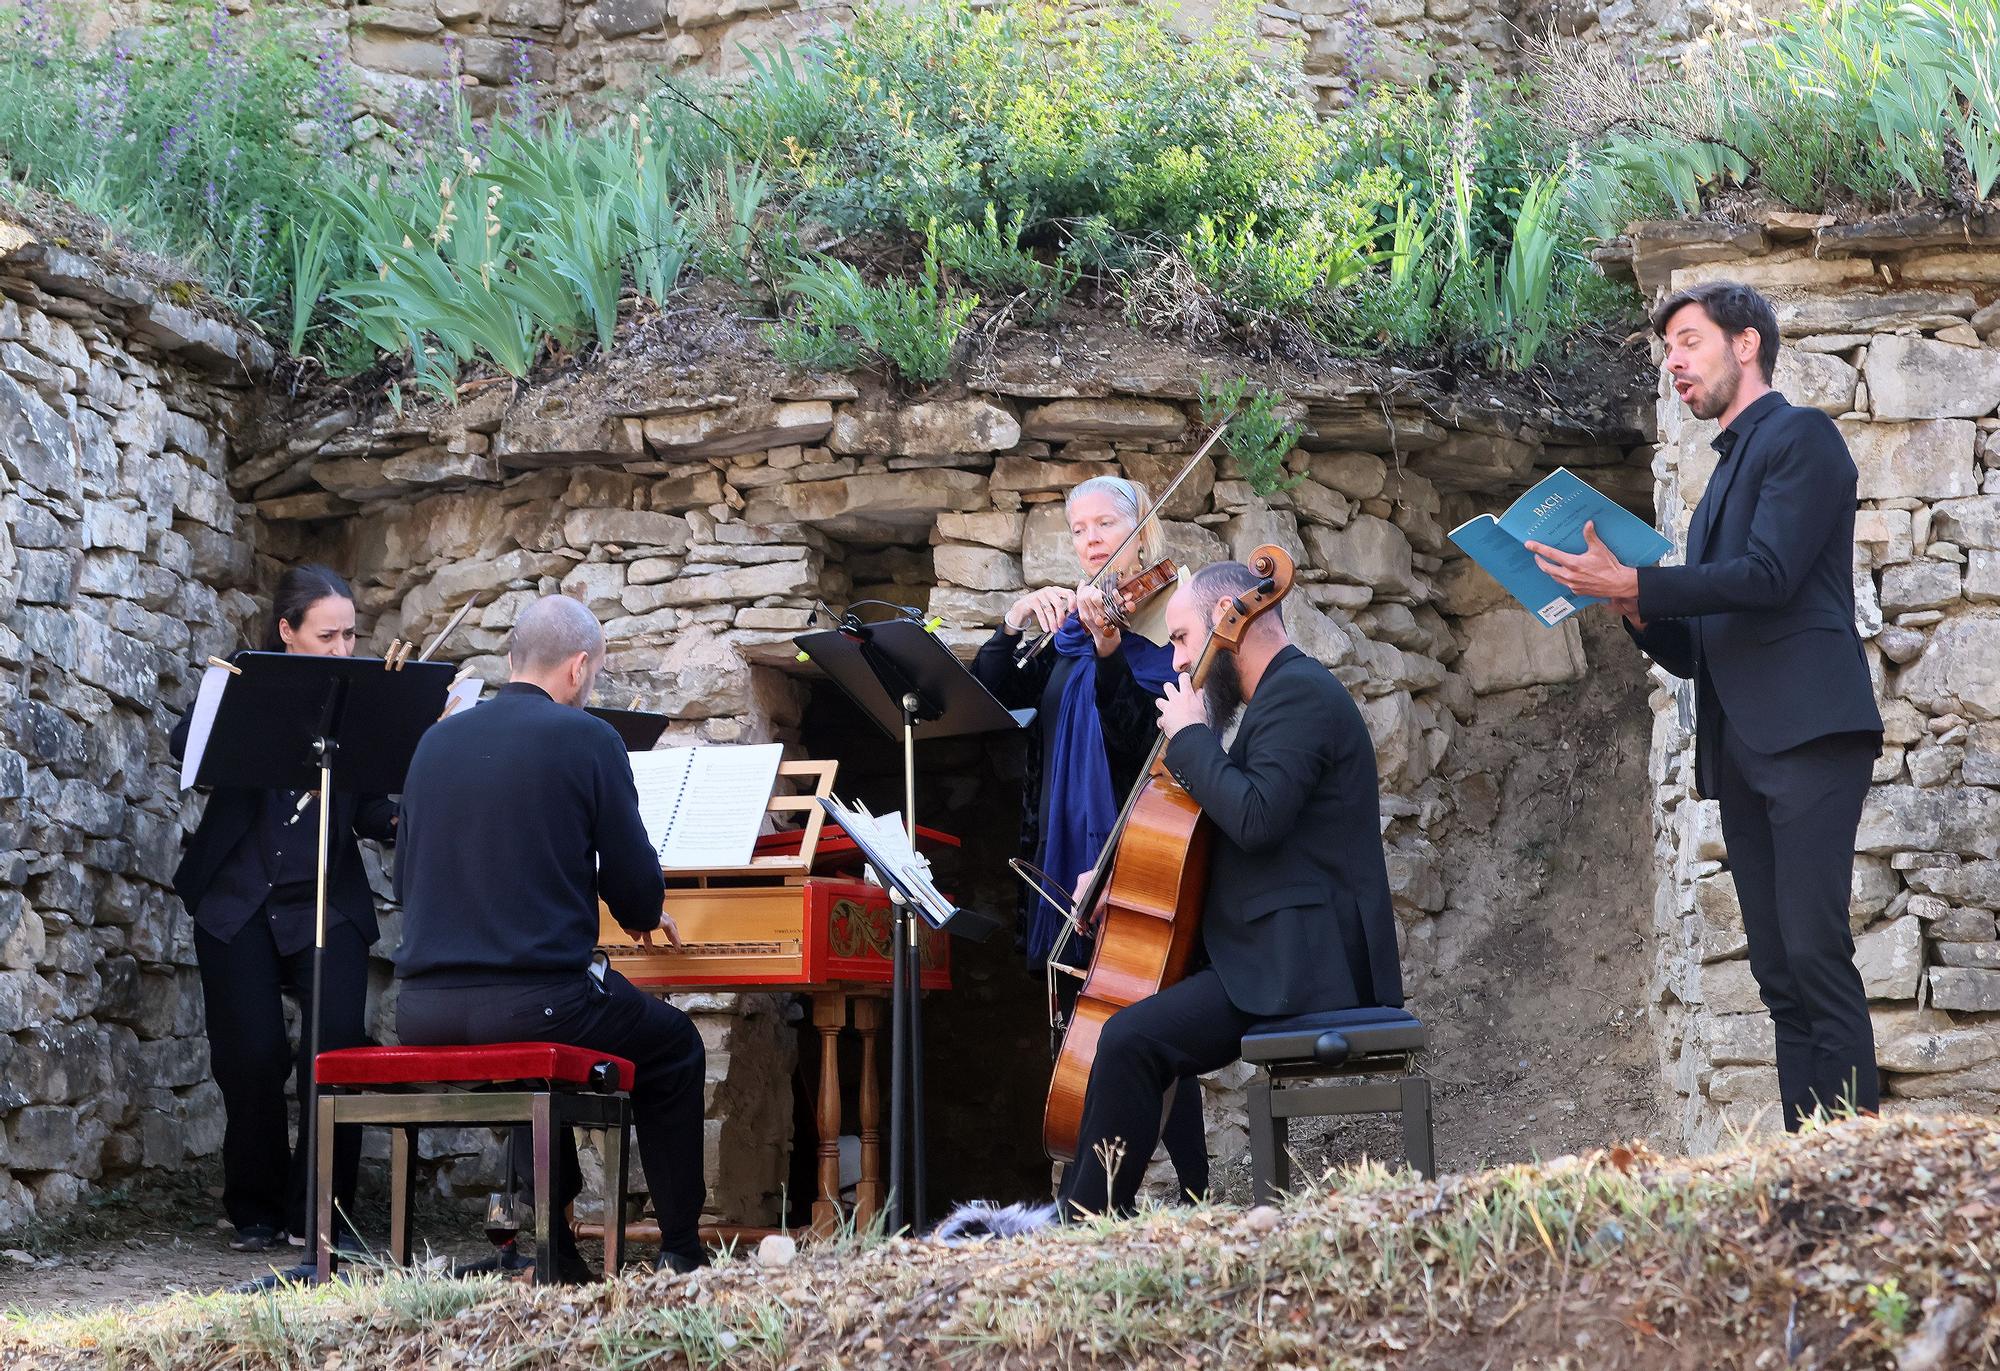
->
xmin=823 ymin=795 xmax=957 ymax=929
xmin=178 ymin=661 xmax=234 ymax=790
xmin=628 ymin=743 xmax=784 ymax=869
xmin=440 ymin=676 xmax=483 ymax=718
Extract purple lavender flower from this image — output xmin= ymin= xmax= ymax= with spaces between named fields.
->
xmin=1340 ymin=0 xmax=1376 ymax=94
xmin=508 ymin=39 xmax=538 ymax=131
xmin=16 ymin=0 xmax=56 ymax=65
xmin=306 ymin=28 xmax=352 ymax=163
xmin=76 ymin=35 xmax=133 ymax=149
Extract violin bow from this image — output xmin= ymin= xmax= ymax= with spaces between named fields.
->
xmin=1012 ymin=418 xmax=1231 ymax=668
xmin=418 ymin=597 xmax=478 ymax=663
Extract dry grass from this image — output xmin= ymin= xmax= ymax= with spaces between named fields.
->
xmin=6 ymin=1114 xmax=1998 ymax=1370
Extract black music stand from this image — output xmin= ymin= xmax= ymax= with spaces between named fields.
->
xmin=587 ymin=705 xmax=669 ymax=752
xmin=186 ymin=650 xmax=453 ymax=1280
xmin=794 ymin=616 xmax=1017 ymax=1233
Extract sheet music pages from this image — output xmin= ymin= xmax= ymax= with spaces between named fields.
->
xmin=441 ymin=677 xmax=483 ymax=717
xmin=628 ymin=744 xmax=784 ymax=868
xmin=178 ymin=660 xmax=233 ymax=790
xmin=822 ymin=796 xmax=957 ymax=929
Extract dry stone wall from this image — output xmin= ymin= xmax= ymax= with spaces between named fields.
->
xmin=1611 ymin=217 xmax=2000 ymax=1151
xmin=260 ymin=328 xmax=1649 ymax=1212
xmin=0 ymin=217 xmax=275 ymax=1233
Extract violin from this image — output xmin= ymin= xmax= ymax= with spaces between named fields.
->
xmin=1041 ymin=544 xmax=1297 ymax=1163
xmin=1010 ymin=423 xmax=1232 ymax=670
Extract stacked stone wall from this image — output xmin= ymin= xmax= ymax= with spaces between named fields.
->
xmin=1615 ymin=218 xmax=2000 ymax=1150
xmin=0 ymin=219 xmax=275 ymax=1231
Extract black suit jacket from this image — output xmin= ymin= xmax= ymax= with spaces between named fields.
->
xmin=1627 ymin=391 xmax=1882 ymax=795
xmin=1162 ymin=645 xmax=1404 ymax=1017
xmin=168 ymin=710 xmax=396 ymax=944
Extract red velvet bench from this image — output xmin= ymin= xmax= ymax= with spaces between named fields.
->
xmin=313 ymin=1043 xmax=635 ymax=1283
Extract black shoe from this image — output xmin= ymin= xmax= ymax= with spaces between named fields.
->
xmin=230 ymin=1224 xmax=286 ymax=1253
xmin=655 ymin=1247 xmax=708 ymax=1275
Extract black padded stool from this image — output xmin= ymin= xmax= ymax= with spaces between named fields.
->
xmin=1240 ymin=1006 xmax=1432 ymax=1203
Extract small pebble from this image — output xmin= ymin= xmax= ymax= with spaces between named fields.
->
xmin=1244 ymin=1205 xmax=1282 ymax=1233
xmin=755 ymin=1234 xmax=797 ymax=1268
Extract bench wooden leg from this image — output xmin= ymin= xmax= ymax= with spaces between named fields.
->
xmin=1400 ymin=1076 xmax=1435 ymax=1179
xmin=530 ymin=1093 xmax=556 ymax=1285
xmin=314 ymin=1095 xmax=339 ymax=1283
xmin=389 ymin=1125 xmax=418 ymax=1266
xmin=600 ymin=1104 xmax=629 ymax=1278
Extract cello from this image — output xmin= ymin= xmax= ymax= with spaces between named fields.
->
xmin=1041 ymin=544 xmax=1297 ymax=1162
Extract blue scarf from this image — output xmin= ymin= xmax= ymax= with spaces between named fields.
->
xmin=1028 ymin=617 xmax=1176 ymax=962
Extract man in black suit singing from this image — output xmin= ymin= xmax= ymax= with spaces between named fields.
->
xmin=393 ymin=594 xmax=708 ymax=1276
xmin=1058 ymin=561 xmax=1404 ymax=1218
xmin=1528 ymin=280 xmax=1884 ymax=1130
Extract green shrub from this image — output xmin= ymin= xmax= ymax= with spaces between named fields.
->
xmin=777 ymin=244 xmax=978 ymax=385
xmin=1197 ymin=375 xmax=1302 ymax=498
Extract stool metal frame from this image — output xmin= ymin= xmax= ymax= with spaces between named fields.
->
xmin=1242 ymin=1014 xmax=1433 ymax=1204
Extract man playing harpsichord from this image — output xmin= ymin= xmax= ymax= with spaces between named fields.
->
xmin=393 ymin=594 xmax=708 ymax=1278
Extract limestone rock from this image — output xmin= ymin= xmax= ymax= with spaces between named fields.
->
xmin=1880 ymin=560 xmax=1961 ymax=613
xmin=562 ymin=509 xmax=691 ymax=553
xmin=1864 ymin=334 xmax=2000 ymax=419
xmin=1853 ymin=915 xmax=1923 ymax=1000
xmin=1222 ymin=508 xmax=1307 ymax=570
xmin=1708 ymin=1013 xmax=1778 ymax=1066
xmin=829 ymin=400 xmax=1020 ymax=457
xmin=1855 ymin=507 xmax=1915 ymax=565
xmin=1021 ymin=502 xmax=1083 ymax=587
xmin=1455 ymin=607 xmax=1587 ymax=694
xmin=935 ymin=511 xmax=1026 ymax=550
xmin=1308 ymin=451 xmax=1388 ymax=501
xmin=1841 ymin=419 xmax=1979 ymax=501
xmin=1774 ymin=346 xmax=1858 ymax=416
xmin=1878 ymin=1026 xmax=2000 ymax=1074
xmin=1931 ymin=967 xmax=2000 ymax=1013
xmin=1777 ymin=290 xmax=1975 ymax=337
xmin=1897 ymin=618 xmax=2000 ymax=720
xmin=1699 ymin=959 xmax=1764 ymax=1015
xmin=933 ymin=544 xmax=1023 ymax=592
xmin=1304 ymin=515 xmax=1421 ymax=600
xmin=1020 ymin=399 xmax=1186 ymax=442
xmin=590 ymin=0 xmax=670 ymax=37
xmin=745 ymin=469 xmax=987 ymax=537
xmin=1932 ymin=494 xmax=2000 ymax=550
xmin=644 ymin=400 xmax=834 ymax=459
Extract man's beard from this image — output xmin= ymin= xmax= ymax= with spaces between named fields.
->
xmin=1203 ymin=649 xmax=1245 ymax=732
xmin=1688 ymin=349 xmax=1743 ymax=421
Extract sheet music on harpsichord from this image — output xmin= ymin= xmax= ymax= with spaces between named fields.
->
xmin=628 ymin=743 xmax=784 ymax=869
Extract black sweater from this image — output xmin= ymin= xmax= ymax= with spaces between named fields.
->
xmin=392 ymin=682 xmax=665 ymax=980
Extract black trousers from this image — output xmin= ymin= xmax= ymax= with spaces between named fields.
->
xmin=397 ymin=968 xmax=707 ymax=1266
xmin=192 ymin=917 xmax=368 ymax=1236
xmin=1057 ymin=969 xmax=1257 ymax=1217
xmin=1713 ymin=716 xmax=1880 ymax=1130
xmin=1056 ymin=965 xmax=1209 ymax=1199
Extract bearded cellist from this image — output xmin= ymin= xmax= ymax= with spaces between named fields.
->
xmin=1056 ymin=560 xmax=1406 ymax=1219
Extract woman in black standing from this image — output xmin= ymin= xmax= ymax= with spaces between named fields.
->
xmin=169 ymin=565 xmax=394 ymax=1251
xmin=970 ymin=476 xmax=1209 ymax=1201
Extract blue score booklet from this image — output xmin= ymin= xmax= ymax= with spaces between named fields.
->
xmin=1447 ymin=468 xmax=1673 ymax=628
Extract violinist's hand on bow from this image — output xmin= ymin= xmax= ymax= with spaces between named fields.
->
xmin=1074 ymin=582 xmax=1121 ymax=657
xmin=1157 ymin=672 xmax=1206 ymax=738
xmin=1004 ymin=585 xmax=1076 ymax=636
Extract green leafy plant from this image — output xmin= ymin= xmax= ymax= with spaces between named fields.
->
xmin=1866 ymin=1277 xmax=1912 ymax=1337
xmin=1197 ymin=374 xmax=1302 ymax=497
xmin=777 ymin=242 xmax=978 ymax=384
